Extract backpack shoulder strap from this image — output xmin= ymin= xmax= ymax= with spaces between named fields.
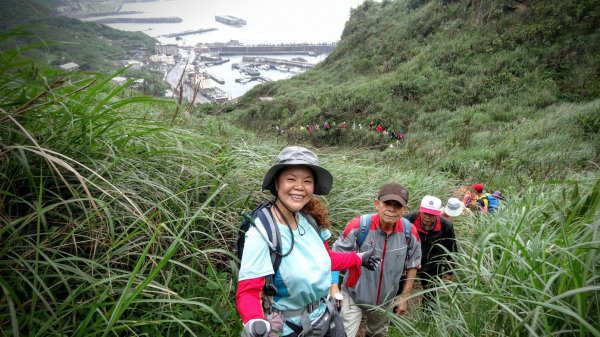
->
xmin=254 ymin=203 xmax=283 ymax=275
xmin=356 ymin=214 xmax=372 ymax=249
xmin=301 ymin=211 xmax=321 ymax=237
xmin=402 ymin=217 xmax=412 ymax=243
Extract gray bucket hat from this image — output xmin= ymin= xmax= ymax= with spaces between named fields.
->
xmin=262 ymin=146 xmax=333 ymax=196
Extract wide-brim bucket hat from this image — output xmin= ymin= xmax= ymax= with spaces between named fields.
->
xmin=262 ymin=146 xmax=333 ymax=196
xmin=444 ymin=197 xmax=464 ymax=217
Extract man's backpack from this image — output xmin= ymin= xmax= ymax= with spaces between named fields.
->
xmin=355 ymin=213 xmax=411 ymax=249
xmin=235 ymin=200 xmax=320 ymax=292
xmin=486 ymin=194 xmax=500 ymax=211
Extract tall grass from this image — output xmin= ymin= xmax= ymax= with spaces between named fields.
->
xmin=386 ymin=176 xmax=600 ymax=337
xmin=0 ymin=35 xmax=246 ymax=336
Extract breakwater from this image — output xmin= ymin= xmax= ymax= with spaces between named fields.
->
xmin=164 ymin=28 xmax=217 ymax=38
xmin=70 ymin=11 xmax=142 ymax=19
xmin=91 ymin=17 xmax=182 ymax=24
xmin=207 ymin=43 xmax=336 ymax=56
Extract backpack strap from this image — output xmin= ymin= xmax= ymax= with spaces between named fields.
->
xmin=253 ymin=203 xmax=283 ymax=276
xmin=356 ymin=214 xmax=372 ymax=249
xmin=300 ymin=211 xmax=321 ymax=238
xmin=402 ymin=217 xmax=412 ymax=243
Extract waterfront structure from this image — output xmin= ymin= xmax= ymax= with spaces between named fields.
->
xmin=215 ymin=15 xmax=246 ymax=27
xmin=201 ymin=42 xmax=336 ymax=56
xmin=58 ymin=62 xmax=79 ymax=71
xmin=155 ymin=44 xmax=179 ymax=56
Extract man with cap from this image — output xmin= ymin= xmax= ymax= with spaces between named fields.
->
xmin=330 ymin=182 xmax=421 ymax=337
xmin=471 ymin=183 xmax=489 ymax=213
xmin=400 ymin=195 xmax=456 ymax=307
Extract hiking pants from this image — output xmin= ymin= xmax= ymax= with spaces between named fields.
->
xmin=339 ymin=291 xmax=390 ymax=337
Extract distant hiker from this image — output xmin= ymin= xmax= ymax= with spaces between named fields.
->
xmin=441 ymin=197 xmax=469 ymax=219
xmin=471 ymin=183 xmax=489 ymax=213
xmin=340 ymin=121 xmax=346 ymax=130
xmin=487 ymin=190 xmax=503 ymax=213
xmin=236 ymin=146 xmax=381 ymax=337
xmin=359 ymin=123 xmax=363 ymax=130
xmin=324 ymin=120 xmax=330 ymax=131
xmin=376 ymin=124 xmax=383 ymax=133
xmin=369 ymin=121 xmax=374 ymax=131
xmin=331 ymin=183 xmax=421 ymax=337
xmin=490 ymin=190 xmax=504 ymax=210
xmin=352 ymin=122 xmax=356 ymax=130
xmin=401 ymin=195 xmax=456 ymax=307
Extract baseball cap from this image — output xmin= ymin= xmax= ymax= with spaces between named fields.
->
xmin=419 ymin=195 xmax=442 ymax=215
xmin=378 ymin=183 xmax=408 ymax=206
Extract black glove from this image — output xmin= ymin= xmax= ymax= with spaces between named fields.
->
xmin=241 ymin=319 xmax=270 ymax=337
xmin=359 ymin=244 xmax=381 ymax=271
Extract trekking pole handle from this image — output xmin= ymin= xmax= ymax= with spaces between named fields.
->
xmin=334 ymin=292 xmax=343 ymax=312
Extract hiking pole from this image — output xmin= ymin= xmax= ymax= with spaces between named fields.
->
xmin=334 ymin=292 xmax=343 ymax=312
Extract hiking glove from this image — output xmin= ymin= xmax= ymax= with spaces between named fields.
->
xmin=241 ymin=319 xmax=270 ymax=337
xmin=358 ymin=244 xmax=381 ymax=271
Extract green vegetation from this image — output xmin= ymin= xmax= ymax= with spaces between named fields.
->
xmin=1 ymin=0 xmax=160 ymax=93
xmin=1 ymin=0 xmax=599 ymax=336
xmin=235 ymin=0 xmax=600 ymax=188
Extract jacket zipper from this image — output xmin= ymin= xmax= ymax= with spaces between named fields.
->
xmin=375 ymin=235 xmax=389 ymax=304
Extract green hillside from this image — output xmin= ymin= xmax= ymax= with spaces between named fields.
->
xmin=235 ymin=0 xmax=600 ymax=186
xmin=1 ymin=0 xmax=157 ymax=70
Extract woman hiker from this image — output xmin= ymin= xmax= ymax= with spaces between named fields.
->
xmin=236 ymin=146 xmax=380 ymax=337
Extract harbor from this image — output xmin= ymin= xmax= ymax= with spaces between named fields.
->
xmin=96 ymin=0 xmax=350 ymax=102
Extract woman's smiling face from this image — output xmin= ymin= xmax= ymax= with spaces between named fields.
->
xmin=275 ymin=166 xmax=315 ymax=212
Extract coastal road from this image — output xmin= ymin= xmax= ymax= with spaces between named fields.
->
xmin=165 ymin=49 xmax=210 ymax=104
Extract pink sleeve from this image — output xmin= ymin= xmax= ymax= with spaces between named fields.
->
xmin=323 ymin=240 xmax=361 ymax=270
xmin=236 ymin=277 xmax=266 ymax=323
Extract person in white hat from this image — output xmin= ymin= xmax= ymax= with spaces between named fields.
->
xmin=400 ymin=195 xmax=456 ymax=307
xmin=442 ymin=197 xmax=468 ymax=219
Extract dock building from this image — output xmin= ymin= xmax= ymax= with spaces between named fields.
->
xmin=215 ymin=15 xmax=246 ymax=27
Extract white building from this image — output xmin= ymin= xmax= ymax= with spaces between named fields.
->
xmin=58 ymin=62 xmax=79 ymax=71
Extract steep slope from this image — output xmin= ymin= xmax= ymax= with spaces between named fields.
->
xmin=234 ymin=0 xmax=600 ymax=184
xmin=1 ymin=0 xmax=157 ymax=71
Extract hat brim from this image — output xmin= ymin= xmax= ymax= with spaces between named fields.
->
xmin=419 ymin=206 xmax=441 ymax=216
xmin=262 ymin=162 xmax=333 ymax=196
xmin=379 ymin=194 xmax=407 ymax=206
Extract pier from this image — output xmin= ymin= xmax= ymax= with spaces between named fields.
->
xmin=91 ymin=17 xmax=182 ymax=24
xmin=206 ymin=43 xmax=336 ymax=56
xmin=242 ymin=56 xmax=315 ymax=70
xmin=203 ymin=72 xmax=225 ymax=85
xmin=70 ymin=11 xmax=142 ymax=19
